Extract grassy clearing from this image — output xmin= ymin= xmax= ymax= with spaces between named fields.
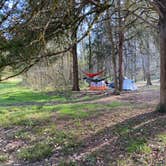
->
xmin=0 ymin=81 xmax=67 ymax=105
xmin=0 ymin=81 xmax=108 ymax=106
xmin=0 ymin=80 xmax=165 ymax=165
xmin=0 ymin=101 xmax=124 ymax=127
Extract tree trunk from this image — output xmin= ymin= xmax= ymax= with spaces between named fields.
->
xmin=71 ymin=0 xmax=80 ymax=91
xmin=72 ymin=30 xmax=80 ymax=91
xmin=118 ymin=0 xmax=124 ymax=91
xmin=118 ymin=30 xmax=124 ymax=91
xmin=88 ymin=34 xmax=93 ymax=72
xmin=105 ymin=10 xmax=119 ymax=94
xmin=146 ymin=41 xmax=152 ymax=86
xmin=146 ymin=54 xmax=152 ymax=86
xmin=159 ymin=15 xmax=166 ymax=112
xmin=141 ymin=55 xmax=146 ymax=81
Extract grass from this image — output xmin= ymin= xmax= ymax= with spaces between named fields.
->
xmin=126 ymin=138 xmax=152 ymax=154
xmin=115 ymin=125 xmax=131 ymax=135
xmin=127 ymin=140 xmax=152 ymax=154
xmin=0 ymin=101 xmax=124 ymax=127
xmin=0 ymin=79 xmax=164 ymax=165
xmin=157 ymin=133 xmax=166 ymax=144
xmin=0 ymin=81 xmax=110 ymax=106
xmin=17 ymin=142 xmax=53 ymax=161
xmin=0 ymin=154 xmax=8 ymax=163
xmin=0 ymin=81 xmax=67 ymax=105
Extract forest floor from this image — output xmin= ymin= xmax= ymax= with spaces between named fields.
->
xmin=0 ymin=80 xmax=165 ymax=166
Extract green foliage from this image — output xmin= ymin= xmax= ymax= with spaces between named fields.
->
xmin=17 ymin=142 xmax=53 ymax=161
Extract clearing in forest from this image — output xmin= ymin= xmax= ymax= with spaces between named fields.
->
xmin=0 ymin=80 xmax=165 ymax=166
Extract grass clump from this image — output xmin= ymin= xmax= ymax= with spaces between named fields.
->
xmin=59 ymin=160 xmax=78 ymax=166
xmin=0 ymin=154 xmax=8 ymax=162
xmin=126 ymin=138 xmax=152 ymax=154
xmin=115 ymin=125 xmax=131 ymax=135
xmin=17 ymin=142 xmax=53 ymax=161
xmin=157 ymin=133 xmax=166 ymax=144
xmin=84 ymin=154 xmax=97 ymax=166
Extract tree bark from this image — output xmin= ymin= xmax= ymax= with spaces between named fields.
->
xmin=71 ymin=0 xmax=80 ymax=91
xmin=146 ymin=40 xmax=152 ymax=86
xmin=105 ymin=10 xmax=118 ymax=93
xmin=118 ymin=0 xmax=124 ymax=91
xmin=88 ymin=34 xmax=93 ymax=72
xmin=159 ymin=14 xmax=166 ymax=112
xmin=118 ymin=30 xmax=124 ymax=91
xmin=146 ymin=54 xmax=152 ymax=86
xmin=141 ymin=55 xmax=146 ymax=81
xmin=106 ymin=29 xmax=118 ymax=92
xmin=71 ymin=30 xmax=80 ymax=91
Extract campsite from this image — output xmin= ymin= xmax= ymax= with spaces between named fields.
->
xmin=0 ymin=1 xmax=166 ymax=166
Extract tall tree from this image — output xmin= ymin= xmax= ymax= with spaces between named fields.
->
xmin=117 ymin=0 xmax=125 ymax=91
xmin=153 ymin=0 xmax=166 ymax=112
xmin=70 ymin=0 xmax=80 ymax=91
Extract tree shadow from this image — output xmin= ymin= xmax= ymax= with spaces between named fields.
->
xmin=57 ymin=111 xmax=166 ymax=165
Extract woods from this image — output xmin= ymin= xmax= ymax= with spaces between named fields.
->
xmin=0 ymin=0 xmax=166 ymax=165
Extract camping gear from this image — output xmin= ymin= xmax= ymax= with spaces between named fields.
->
xmin=109 ymin=78 xmax=137 ymax=91
xmin=82 ymin=70 xmax=104 ymax=78
xmin=83 ymin=77 xmax=108 ymax=83
xmin=90 ymin=81 xmax=108 ymax=91
xmin=82 ymin=70 xmax=107 ymax=90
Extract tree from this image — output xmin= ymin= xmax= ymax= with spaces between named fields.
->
xmin=152 ymin=0 xmax=166 ymax=112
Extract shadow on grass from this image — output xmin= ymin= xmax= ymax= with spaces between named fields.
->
xmin=55 ymin=111 xmax=166 ymax=165
xmin=0 ymin=92 xmax=108 ymax=107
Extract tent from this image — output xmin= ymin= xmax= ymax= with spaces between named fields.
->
xmin=109 ymin=78 xmax=137 ymax=91
xmin=123 ymin=79 xmax=137 ymax=91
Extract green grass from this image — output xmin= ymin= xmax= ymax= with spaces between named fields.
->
xmin=0 ymin=106 xmax=52 ymax=127
xmin=115 ymin=125 xmax=131 ymax=135
xmin=17 ymin=142 xmax=53 ymax=161
xmin=0 ymin=154 xmax=8 ymax=163
xmin=157 ymin=133 xmax=166 ymax=144
xmin=0 ymin=101 xmax=125 ymax=127
xmin=0 ymin=80 xmax=130 ymax=164
xmin=126 ymin=138 xmax=152 ymax=154
xmin=0 ymin=81 xmax=67 ymax=105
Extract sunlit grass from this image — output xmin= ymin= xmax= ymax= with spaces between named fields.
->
xmin=0 ymin=81 xmax=67 ymax=105
xmin=0 ymin=101 xmax=125 ymax=127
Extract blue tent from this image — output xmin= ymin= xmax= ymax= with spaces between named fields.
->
xmin=109 ymin=78 xmax=137 ymax=91
xmin=123 ymin=79 xmax=137 ymax=91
